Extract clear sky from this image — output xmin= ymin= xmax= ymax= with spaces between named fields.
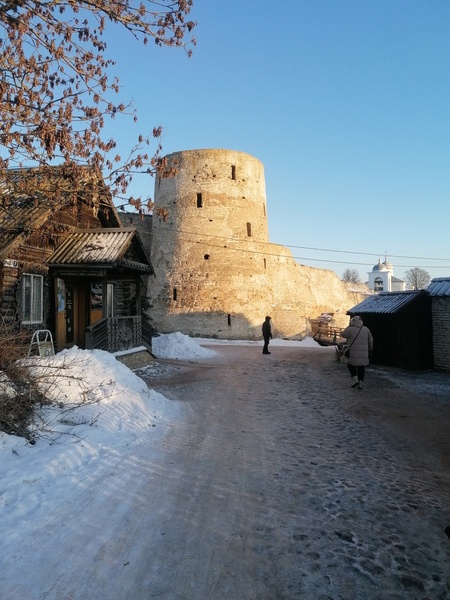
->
xmin=102 ymin=0 xmax=450 ymax=281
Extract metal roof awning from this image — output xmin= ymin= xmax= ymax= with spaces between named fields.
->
xmin=348 ymin=290 xmax=426 ymax=315
xmin=47 ymin=228 xmax=153 ymax=274
xmin=427 ymin=278 xmax=450 ymax=297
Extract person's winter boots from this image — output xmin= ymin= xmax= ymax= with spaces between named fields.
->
xmin=351 ymin=375 xmax=359 ymax=388
xmin=358 ymin=380 xmax=363 ymax=390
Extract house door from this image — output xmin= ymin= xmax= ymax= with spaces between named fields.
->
xmin=56 ymin=279 xmax=89 ymax=349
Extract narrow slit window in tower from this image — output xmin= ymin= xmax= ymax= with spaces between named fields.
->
xmin=227 ymin=314 xmax=231 ymax=326
xmin=231 ymin=165 xmax=236 ymax=180
xmin=197 ymin=193 xmax=203 ymax=208
xmin=264 ymin=258 xmax=267 ymax=269
xmin=246 ymin=222 xmax=252 ymax=237
xmin=173 ymin=288 xmax=177 ymax=301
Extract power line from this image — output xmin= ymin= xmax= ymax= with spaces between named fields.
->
xmin=279 ymin=243 xmax=450 ymax=262
xmin=155 ymin=227 xmax=450 ymax=269
xmin=155 ymin=226 xmax=450 ymax=267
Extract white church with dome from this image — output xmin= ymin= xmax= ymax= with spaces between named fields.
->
xmin=367 ymin=256 xmax=406 ymax=292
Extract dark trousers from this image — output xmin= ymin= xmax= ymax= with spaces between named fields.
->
xmin=347 ymin=364 xmax=365 ymax=381
xmin=263 ymin=337 xmax=270 ymax=354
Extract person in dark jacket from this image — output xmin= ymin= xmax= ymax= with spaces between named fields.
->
xmin=262 ymin=316 xmax=272 ymax=355
xmin=341 ymin=315 xmax=373 ymax=389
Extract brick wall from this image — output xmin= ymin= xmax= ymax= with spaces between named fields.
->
xmin=432 ymin=298 xmax=450 ymax=372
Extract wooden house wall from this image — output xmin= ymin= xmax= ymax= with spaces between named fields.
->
xmin=0 ymin=264 xmax=20 ymax=324
xmin=0 ymin=202 xmax=113 ymax=328
xmin=111 ymin=280 xmax=138 ymax=317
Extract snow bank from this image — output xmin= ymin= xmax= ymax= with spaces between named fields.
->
xmin=152 ymin=332 xmax=217 ymax=359
xmin=22 ymin=346 xmax=169 ymax=442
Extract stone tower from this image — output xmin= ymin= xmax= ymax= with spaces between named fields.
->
xmin=148 ymin=148 xmax=366 ymax=339
xmin=149 ymin=148 xmax=275 ymax=337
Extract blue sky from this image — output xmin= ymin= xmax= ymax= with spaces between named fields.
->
xmin=103 ymin=0 xmax=450 ymax=281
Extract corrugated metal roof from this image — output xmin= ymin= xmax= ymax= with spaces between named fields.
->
xmin=348 ymin=290 xmax=424 ymax=315
xmin=47 ymin=228 xmax=152 ymax=272
xmin=427 ymin=278 xmax=450 ymax=297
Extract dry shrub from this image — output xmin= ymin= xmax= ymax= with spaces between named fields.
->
xmin=0 ymin=320 xmax=46 ymax=441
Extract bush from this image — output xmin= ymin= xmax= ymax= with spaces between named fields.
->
xmin=0 ymin=321 xmax=46 ymax=441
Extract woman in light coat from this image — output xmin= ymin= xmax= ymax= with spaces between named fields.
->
xmin=341 ymin=315 xmax=373 ymax=389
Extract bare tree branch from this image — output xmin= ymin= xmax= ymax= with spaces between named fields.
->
xmin=0 ymin=0 xmax=196 ymax=206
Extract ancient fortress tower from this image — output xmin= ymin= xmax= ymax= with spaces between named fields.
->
xmin=148 ymin=148 xmax=365 ymax=339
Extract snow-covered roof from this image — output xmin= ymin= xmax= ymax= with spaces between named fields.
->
xmin=47 ymin=228 xmax=153 ymax=273
xmin=348 ymin=290 xmax=425 ymax=315
xmin=427 ymin=277 xmax=450 ymax=297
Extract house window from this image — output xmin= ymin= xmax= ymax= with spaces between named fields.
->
xmin=197 ymin=193 xmax=203 ymax=208
xmin=246 ymin=222 xmax=252 ymax=237
xmin=231 ymin=165 xmax=236 ymax=180
xmin=21 ymin=273 xmax=43 ymax=325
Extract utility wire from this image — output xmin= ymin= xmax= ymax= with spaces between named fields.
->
xmin=278 ymin=243 xmax=449 ymax=262
xmin=154 ymin=226 xmax=450 ymax=268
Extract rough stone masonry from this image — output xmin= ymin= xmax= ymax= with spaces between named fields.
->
xmin=148 ymin=148 xmax=366 ymax=340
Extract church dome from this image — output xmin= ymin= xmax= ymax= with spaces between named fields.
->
xmin=373 ymin=259 xmax=388 ymax=272
xmin=372 ymin=257 xmax=392 ymax=272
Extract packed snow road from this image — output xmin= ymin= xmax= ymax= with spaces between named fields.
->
xmin=5 ymin=344 xmax=450 ymax=599
xmin=136 ymin=345 xmax=450 ymax=600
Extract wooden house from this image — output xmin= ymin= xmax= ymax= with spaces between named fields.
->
xmin=0 ymin=166 xmax=154 ymax=353
xmin=347 ymin=290 xmax=433 ymax=370
xmin=427 ymin=278 xmax=450 ymax=372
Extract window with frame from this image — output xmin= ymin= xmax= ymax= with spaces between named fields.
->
xmin=21 ymin=273 xmax=44 ymax=325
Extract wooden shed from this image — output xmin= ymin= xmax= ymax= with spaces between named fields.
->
xmin=347 ymin=290 xmax=433 ymax=370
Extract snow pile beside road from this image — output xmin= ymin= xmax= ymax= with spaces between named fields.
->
xmin=152 ymin=332 xmax=217 ymax=359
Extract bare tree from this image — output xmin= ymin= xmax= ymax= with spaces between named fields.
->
xmin=404 ymin=267 xmax=431 ymax=290
xmin=0 ymin=0 xmax=196 ymax=209
xmin=342 ymin=268 xmax=361 ymax=284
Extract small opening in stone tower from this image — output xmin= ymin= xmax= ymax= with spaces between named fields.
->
xmin=227 ymin=314 xmax=231 ymax=326
xmin=197 ymin=193 xmax=203 ymax=208
xmin=246 ymin=222 xmax=252 ymax=237
xmin=231 ymin=165 xmax=236 ymax=180
xmin=172 ymin=288 xmax=177 ymax=301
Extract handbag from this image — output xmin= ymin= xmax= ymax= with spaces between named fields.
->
xmin=344 ymin=326 xmax=362 ymax=359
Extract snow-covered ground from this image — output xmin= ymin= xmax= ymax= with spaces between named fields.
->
xmin=0 ymin=332 xmax=320 ymax=595
xmin=1 ymin=332 xmax=450 ymax=598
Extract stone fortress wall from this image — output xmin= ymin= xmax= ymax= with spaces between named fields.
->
xmin=148 ymin=148 xmax=367 ymax=339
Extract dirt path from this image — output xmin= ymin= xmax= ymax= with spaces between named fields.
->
xmin=133 ymin=345 xmax=450 ymax=600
